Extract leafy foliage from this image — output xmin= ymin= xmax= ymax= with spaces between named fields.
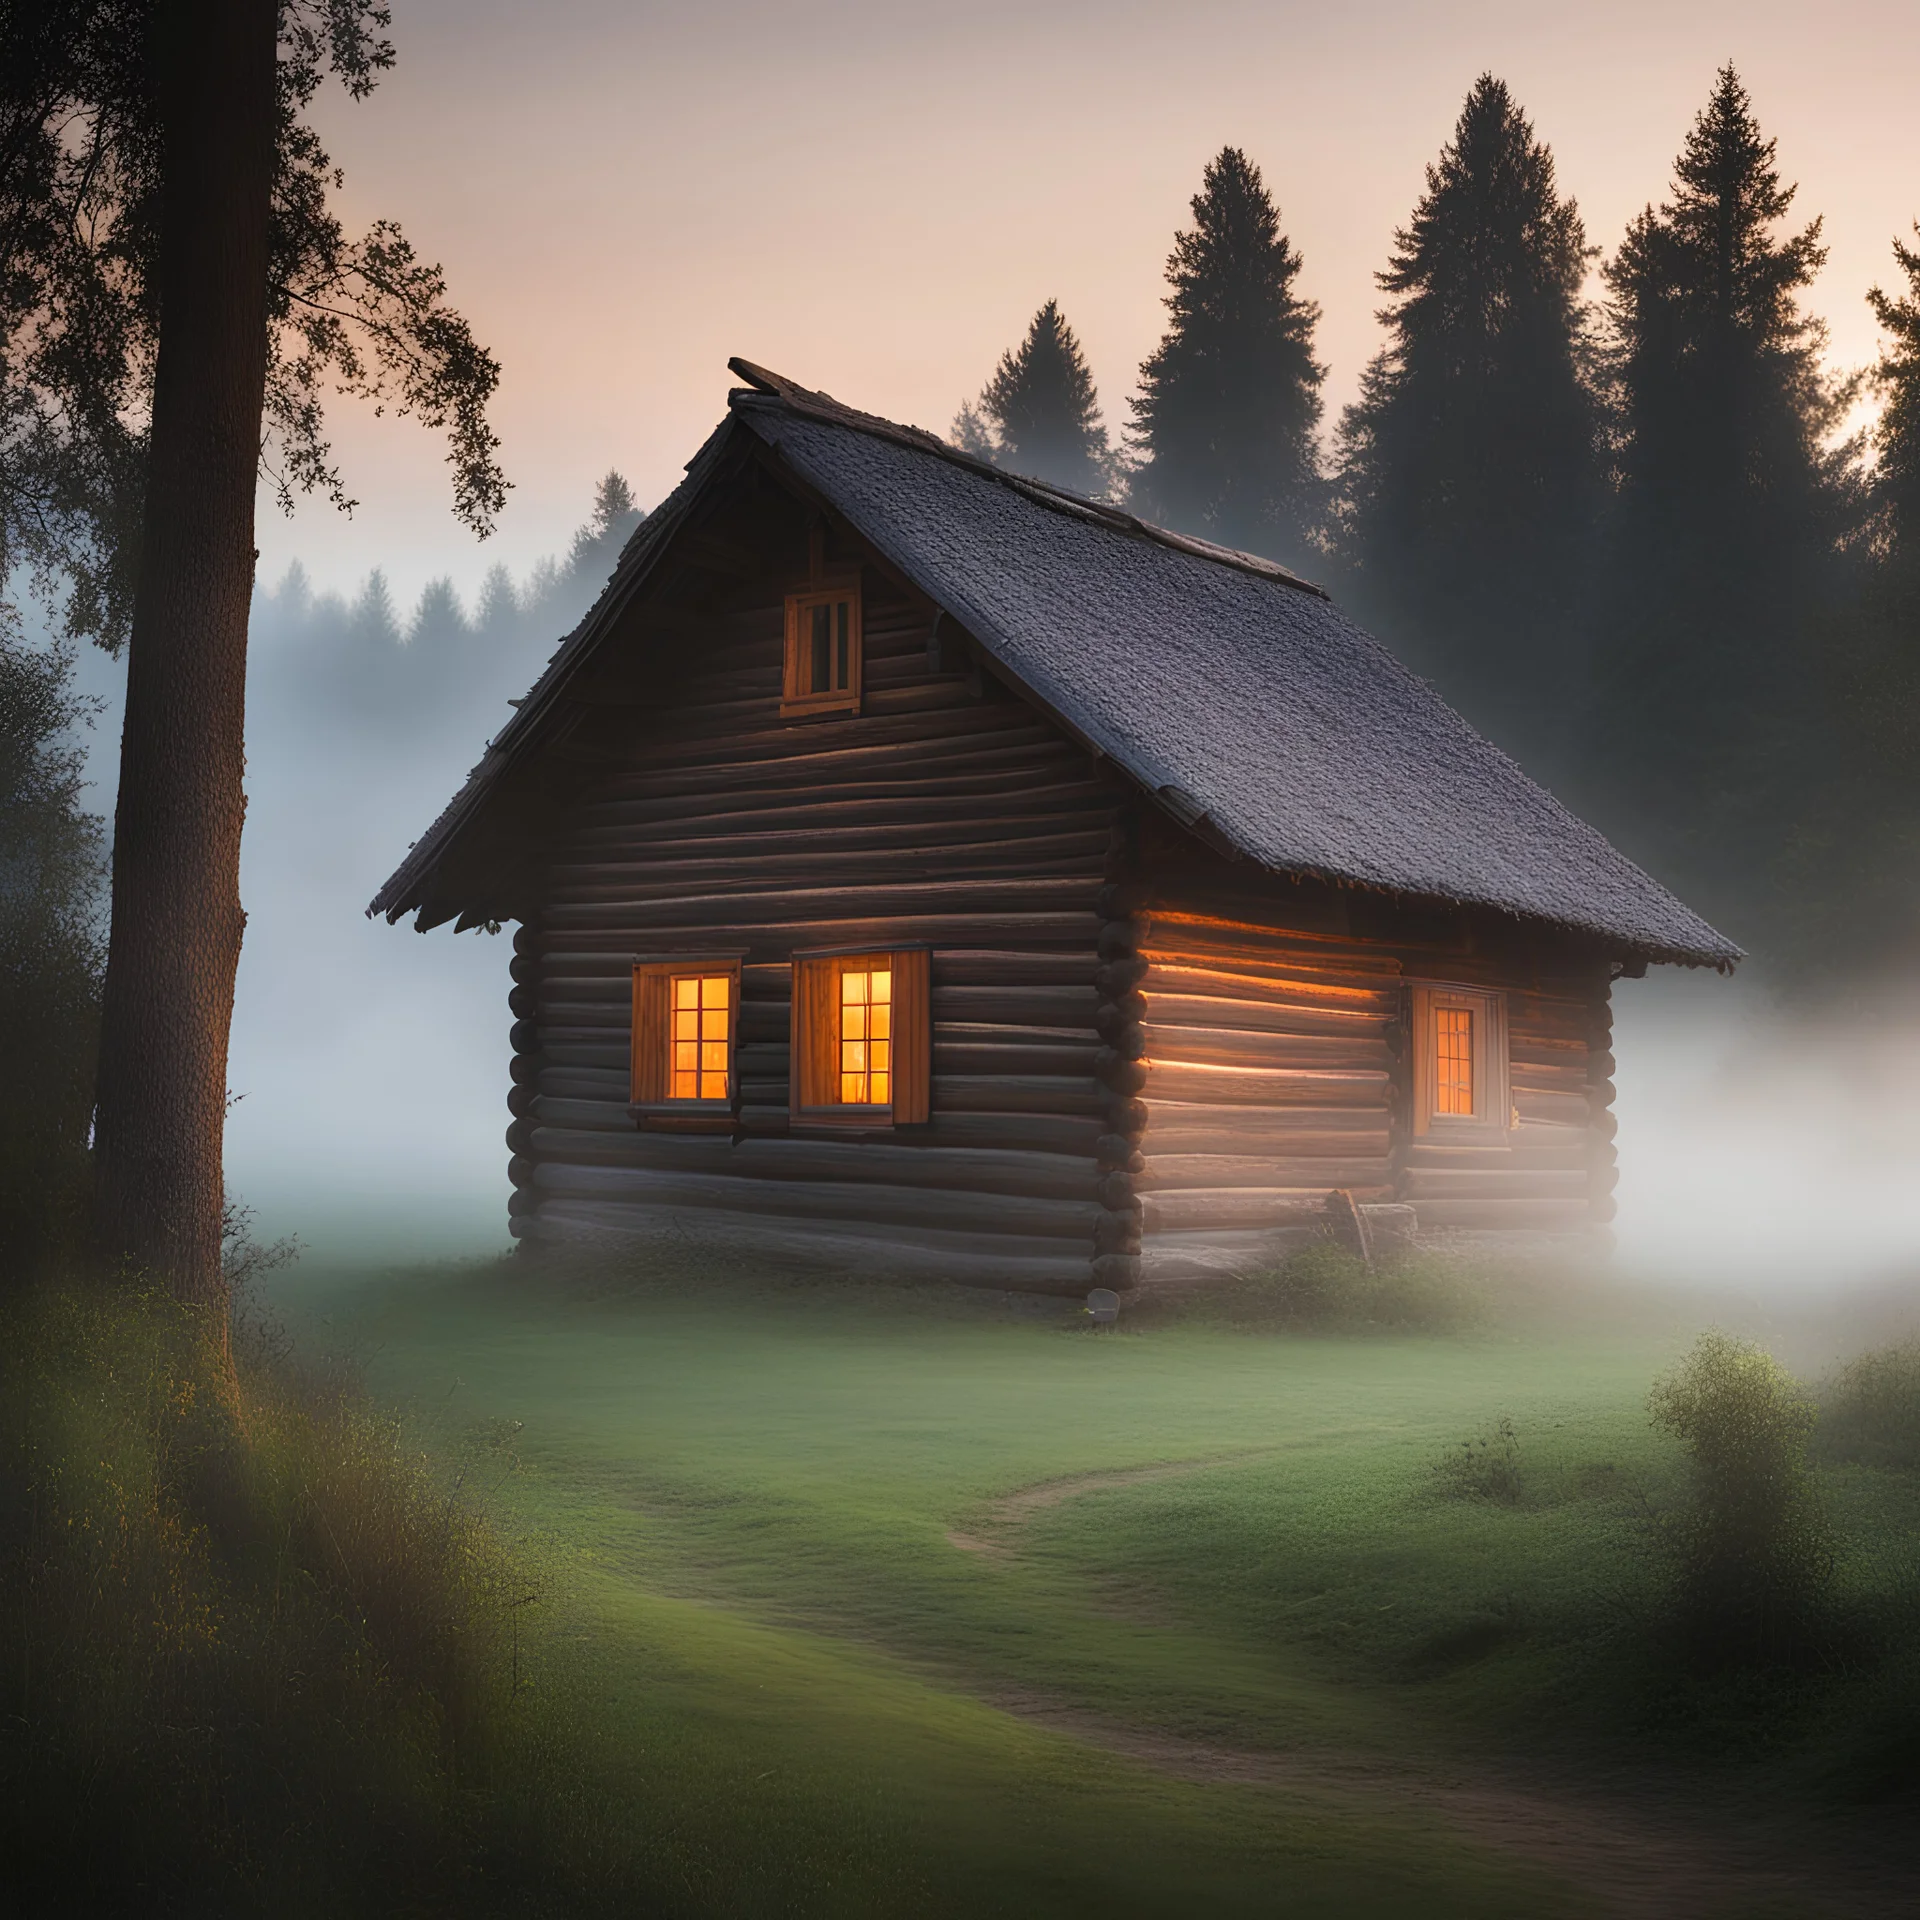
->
xmin=1218 ymin=1240 xmax=1489 ymax=1334
xmin=1130 ymin=147 xmax=1325 ymax=568
xmin=1433 ymin=1415 xmax=1525 ymax=1505
xmin=0 ymin=624 xmax=102 ymax=1270
xmin=1649 ymin=1331 xmax=1834 ymax=1653
xmin=1336 ymin=76 xmax=1601 ymax=756
xmin=954 ymin=300 xmax=1112 ymax=497
xmin=0 ymin=1272 xmax=604 ymax=1913
xmin=0 ymin=0 xmax=505 ymax=653
xmin=1819 ymin=1339 xmax=1920 ymax=1472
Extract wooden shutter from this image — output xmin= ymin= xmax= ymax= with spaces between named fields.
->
xmin=790 ymin=956 xmax=837 ymax=1113
xmin=890 ymin=945 xmax=931 ymax=1124
xmin=630 ymin=967 xmax=669 ymax=1105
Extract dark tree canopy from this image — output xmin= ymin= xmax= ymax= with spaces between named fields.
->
xmin=954 ymin=301 xmax=1112 ymax=498
xmin=0 ymin=624 xmax=103 ymax=1267
xmin=1336 ymin=76 xmax=1600 ymax=750
xmin=0 ymin=0 xmax=506 ymax=652
xmin=1867 ymin=227 xmax=1920 ymax=560
xmin=1129 ymin=147 xmax=1324 ymax=568
xmin=1595 ymin=64 xmax=1859 ymax=888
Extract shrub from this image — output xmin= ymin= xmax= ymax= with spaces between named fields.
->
xmin=1232 ymin=1240 xmax=1489 ymax=1334
xmin=0 ymin=1274 xmax=572 ymax=1915
xmin=1818 ymin=1338 xmax=1920 ymax=1471
xmin=1649 ymin=1331 xmax=1834 ymax=1655
xmin=1434 ymin=1415 xmax=1524 ymax=1504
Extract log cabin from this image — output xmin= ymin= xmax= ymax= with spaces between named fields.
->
xmin=371 ymin=359 xmax=1739 ymax=1294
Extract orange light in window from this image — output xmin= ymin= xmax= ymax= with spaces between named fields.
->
xmin=1435 ymin=1006 xmax=1473 ymax=1116
xmin=670 ymin=974 xmax=730 ymax=1100
xmin=839 ymin=966 xmax=892 ymax=1105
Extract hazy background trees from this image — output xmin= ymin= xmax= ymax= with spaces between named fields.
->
xmin=1128 ymin=147 xmax=1326 ymax=572
xmin=1335 ymin=77 xmax=1602 ymax=762
xmin=952 ymin=301 xmax=1113 ymax=496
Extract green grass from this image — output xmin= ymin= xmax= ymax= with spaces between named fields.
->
xmin=272 ymin=1255 xmax=1919 ymax=1915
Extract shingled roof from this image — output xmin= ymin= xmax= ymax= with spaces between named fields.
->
xmin=372 ymin=361 xmax=1738 ymax=969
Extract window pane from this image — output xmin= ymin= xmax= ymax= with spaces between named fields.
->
xmin=835 ymin=601 xmax=849 ymax=689
xmin=810 ymin=603 xmax=832 ymax=691
xmin=667 ymin=973 xmax=732 ymax=1101
xmin=1435 ymin=1006 xmax=1474 ymax=1116
xmin=834 ymin=961 xmax=895 ymax=1106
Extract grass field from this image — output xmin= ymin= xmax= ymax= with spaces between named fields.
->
xmin=277 ymin=1254 xmax=1920 ymax=1918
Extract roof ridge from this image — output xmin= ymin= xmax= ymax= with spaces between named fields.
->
xmin=725 ymin=356 xmax=1329 ymax=599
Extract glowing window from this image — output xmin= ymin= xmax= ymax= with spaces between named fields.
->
xmin=1434 ymin=1005 xmax=1473 ymax=1116
xmin=838 ymin=965 xmax=892 ymax=1106
xmin=670 ymin=973 xmax=731 ymax=1101
xmin=1410 ymin=985 xmax=1509 ymax=1140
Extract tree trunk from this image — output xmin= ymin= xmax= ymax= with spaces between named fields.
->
xmin=92 ymin=0 xmax=278 ymax=1310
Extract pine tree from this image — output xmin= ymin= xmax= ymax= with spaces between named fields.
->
xmin=566 ymin=470 xmax=646 ymax=587
xmin=1867 ymin=228 xmax=1920 ymax=558
xmin=1130 ymin=148 xmax=1324 ymax=567
xmin=956 ymin=302 xmax=1112 ymax=497
xmin=1597 ymin=65 xmax=1859 ymax=889
xmin=1336 ymin=77 xmax=1600 ymax=754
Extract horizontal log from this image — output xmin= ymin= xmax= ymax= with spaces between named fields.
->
xmin=530 ymin=1161 xmax=1101 ymax=1241
xmin=935 ymin=1040 xmax=1101 ymax=1077
xmin=529 ymin=1200 xmax=1094 ymax=1293
xmin=532 ymin=911 xmax=1102 ymax=951
xmin=1142 ymin=1188 xmax=1383 ymax=1232
xmin=1401 ymin=1169 xmax=1591 ymax=1201
xmin=527 ymin=1129 xmax=1100 ymax=1199
xmin=1143 ymin=958 xmax=1401 ymax=1002
xmin=1136 ymin=1154 xmax=1394 ymax=1191
xmin=543 ymin=874 xmax=1099 ymax=931
xmin=1511 ymin=1091 xmax=1592 ymax=1128
xmin=554 ymin=815 xmax=1112 ymax=870
xmin=1138 ymin=1100 xmax=1390 ymax=1145
xmin=546 ymin=843 xmax=1106 ymax=902
xmin=935 ymin=1074 xmax=1107 ymax=1117
xmin=1141 ymin=991 xmax=1388 ymax=1039
xmin=1142 ymin=1024 xmax=1393 ymax=1073
xmin=1144 ymin=1061 xmax=1391 ymax=1107
xmin=568 ymin=779 xmax=1115 ymax=843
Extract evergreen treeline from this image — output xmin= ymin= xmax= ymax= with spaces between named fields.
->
xmin=952 ymin=65 xmax=1920 ymax=986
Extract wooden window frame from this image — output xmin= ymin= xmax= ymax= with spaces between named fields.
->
xmin=630 ymin=954 xmax=745 ymax=1133
xmin=1409 ymin=983 xmax=1511 ymax=1143
xmin=781 ymin=574 xmax=863 ymax=718
xmin=789 ymin=944 xmax=931 ymax=1131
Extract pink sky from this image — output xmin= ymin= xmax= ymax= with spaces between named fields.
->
xmin=262 ymin=0 xmax=1920 ymax=610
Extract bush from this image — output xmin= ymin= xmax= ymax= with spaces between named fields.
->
xmin=0 ymin=1274 xmax=575 ymax=1915
xmin=1230 ymin=1240 xmax=1489 ymax=1334
xmin=1433 ymin=1416 xmax=1524 ymax=1504
xmin=1649 ymin=1331 xmax=1834 ymax=1655
xmin=1819 ymin=1338 xmax=1920 ymax=1471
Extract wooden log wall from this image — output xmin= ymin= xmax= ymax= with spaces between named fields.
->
xmin=1131 ymin=826 xmax=1615 ymax=1275
xmin=505 ymin=543 xmax=1122 ymax=1292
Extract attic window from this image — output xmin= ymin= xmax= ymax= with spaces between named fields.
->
xmin=791 ymin=946 xmax=929 ymax=1128
xmin=630 ymin=957 xmax=742 ymax=1131
xmin=783 ymin=579 xmax=862 ymax=716
xmin=1410 ymin=984 xmax=1510 ymax=1142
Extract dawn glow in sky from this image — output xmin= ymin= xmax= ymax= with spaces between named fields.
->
xmin=267 ymin=0 xmax=1920 ymax=607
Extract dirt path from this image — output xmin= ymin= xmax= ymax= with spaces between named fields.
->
xmin=945 ymin=1448 xmax=1280 ymax=1556
xmin=947 ymin=1457 xmax=1915 ymax=1918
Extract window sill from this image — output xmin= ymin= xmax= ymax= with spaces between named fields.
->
xmin=779 ymin=693 xmax=861 ymax=720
